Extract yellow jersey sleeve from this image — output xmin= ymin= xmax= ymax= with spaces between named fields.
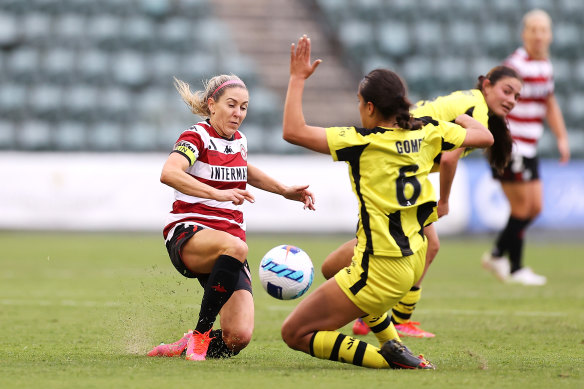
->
xmin=326 ymin=126 xmax=361 ymax=162
xmin=435 ymin=120 xmax=467 ymax=152
xmin=413 ymin=89 xmax=489 ymax=129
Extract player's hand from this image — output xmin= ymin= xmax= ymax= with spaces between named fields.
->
xmin=557 ymin=137 xmax=570 ymax=164
xmin=281 ymin=184 xmax=316 ymax=210
xmin=217 ymin=188 xmax=255 ymax=205
xmin=437 ymin=199 xmax=449 ymax=218
xmin=290 ymin=34 xmax=322 ymax=81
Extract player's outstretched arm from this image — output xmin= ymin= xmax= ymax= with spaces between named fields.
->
xmin=455 ymin=114 xmax=493 ymax=149
xmin=282 ymin=35 xmax=329 ymax=154
xmin=247 ymin=163 xmax=315 ymax=210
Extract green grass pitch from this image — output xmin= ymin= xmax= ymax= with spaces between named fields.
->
xmin=0 ymin=232 xmax=582 ymax=389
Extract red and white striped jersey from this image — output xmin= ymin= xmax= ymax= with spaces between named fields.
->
xmin=504 ymin=47 xmax=554 ymax=157
xmin=163 ymin=120 xmax=248 ymax=241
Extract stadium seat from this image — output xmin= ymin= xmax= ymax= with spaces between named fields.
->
xmin=179 ymin=52 xmax=217 ymax=81
xmin=124 ymin=121 xmax=159 ymax=151
xmin=0 ymin=120 xmax=16 ymax=149
xmin=111 ymin=51 xmax=148 ymax=87
xmin=488 ymin=0 xmax=524 ymax=21
xmin=54 ymin=13 xmax=86 ymax=42
xmin=314 ymin=0 xmax=349 ymax=26
xmin=29 ymin=84 xmax=63 ymax=117
xmin=412 ymin=21 xmax=444 ymax=55
xmin=6 ymin=48 xmax=40 ymax=82
xmin=446 ymin=21 xmax=479 ymax=54
xmin=122 ymin=16 xmax=156 ymax=51
xmin=469 ymin=56 xmax=499 ymax=80
xmin=481 ymin=22 xmax=514 ymax=57
xmin=62 ymin=85 xmax=99 ymax=120
xmin=87 ymin=121 xmax=123 ymax=151
xmin=0 ymin=10 xmax=19 ymax=48
xmin=17 ymin=120 xmax=52 ymax=150
xmin=567 ymin=92 xmax=584 ymax=121
xmin=553 ymin=22 xmax=580 ymax=57
xmin=0 ymin=83 xmax=27 ymax=115
xmin=140 ymin=0 xmax=171 ymax=20
xmin=43 ymin=48 xmax=77 ymax=83
xmin=551 ymin=58 xmax=572 ymax=91
xmin=77 ymin=49 xmax=111 ymax=84
xmin=87 ymin=15 xmax=123 ymax=50
xmin=100 ymin=86 xmax=133 ymax=119
xmin=574 ymin=61 xmax=584 ymax=87
xmin=20 ymin=12 xmax=52 ymax=43
xmin=338 ymin=20 xmax=375 ymax=59
xmin=361 ymin=55 xmax=396 ymax=75
xmin=401 ymin=55 xmax=436 ymax=95
xmin=53 ymin=121 xmax=87 ymax=150
xmin=376 ymin=22 xmax=411 ymax=57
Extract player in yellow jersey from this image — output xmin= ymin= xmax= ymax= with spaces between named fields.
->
xmin=280 ymin=35 xmax=493 ymax=369
xmin=321 ymin=66 xmax=523 ymax=338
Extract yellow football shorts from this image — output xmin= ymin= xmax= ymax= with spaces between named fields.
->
xmin=334 ymin=240 xmax=427 ymax=316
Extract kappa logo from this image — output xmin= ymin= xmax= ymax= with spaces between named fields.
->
xmin=211 ymin=284 xmax=227 ymax=293
xmin=224 ymin=145 xmax=234 ymax=154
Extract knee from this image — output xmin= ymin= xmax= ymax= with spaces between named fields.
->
xmin=222 ymin=326 xmax=253 ymax=353
xmin=281 ymin=318 xmax=301 ymax=350
xmin=321 ymin=259 xmax=336 ymax=280
xmin=531 ymin=203 xmax=542 ymax=219
xmin=223 ymin=236 xmax=248 ymax=262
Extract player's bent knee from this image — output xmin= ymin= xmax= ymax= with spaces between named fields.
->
xmin=224 ymin=236 xmax=248 ymax=262
xmin=321 ymin=261 xmax=335 ymax=280
xmin=222 ymin=327 xmax=252 ymax=352
xmin=280 ymin=319 xmax=301 ymax=350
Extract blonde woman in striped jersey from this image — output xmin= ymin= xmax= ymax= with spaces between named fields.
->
xmin=147 ymin=75 xmax=315 ymax=361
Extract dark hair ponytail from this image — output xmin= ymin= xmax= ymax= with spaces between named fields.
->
xmin=476 ymin=65 xmax=522 ymax=172
xmin=486 ymin=114 xmax=513 ymax=172
xmin=359 ymin=69 xmax=423 ymax=131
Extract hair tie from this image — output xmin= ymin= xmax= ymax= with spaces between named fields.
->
xmin=211 ymin=79 xmax=246 ymax=98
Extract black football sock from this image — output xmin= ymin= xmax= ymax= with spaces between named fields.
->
xmin=195 ymin=254 xmax=243 ymax=333
xmin=205 ymin=329 xmax=239 ymax=359
xmin=507 ymin=217 xmax=532 ymax=273
xmin=494 ymin=215 xmax=528 ymax=258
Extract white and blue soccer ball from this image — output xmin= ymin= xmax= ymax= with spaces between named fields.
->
xmin=258 ymin=244 xmax=314 ymax=300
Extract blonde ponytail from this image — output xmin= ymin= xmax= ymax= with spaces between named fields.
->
xmin=173 ymin=75 xmax=246 ymax=118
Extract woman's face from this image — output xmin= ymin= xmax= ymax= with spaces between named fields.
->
xmin=482 ymin=76 xmax=522 ymax=117
xmin=522 ymin=13 xmax=552 ymax=59
xmin=208 ymin=87 xmax=249 ymax=138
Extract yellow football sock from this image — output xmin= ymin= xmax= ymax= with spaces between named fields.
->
xmin=310 ymin=330 xmax=389 ymax=369
xmin=361 ymin=312 xmax=400 ymax=346
xmin=391 ymin=286 xmax=421 ymax=324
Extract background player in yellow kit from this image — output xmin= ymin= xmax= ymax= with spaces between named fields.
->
xmin=321 ymin=65 xmax=523 ymax=338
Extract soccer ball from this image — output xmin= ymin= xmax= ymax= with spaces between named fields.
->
xmin=258 ymin=244 xmax=314 ymax=300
